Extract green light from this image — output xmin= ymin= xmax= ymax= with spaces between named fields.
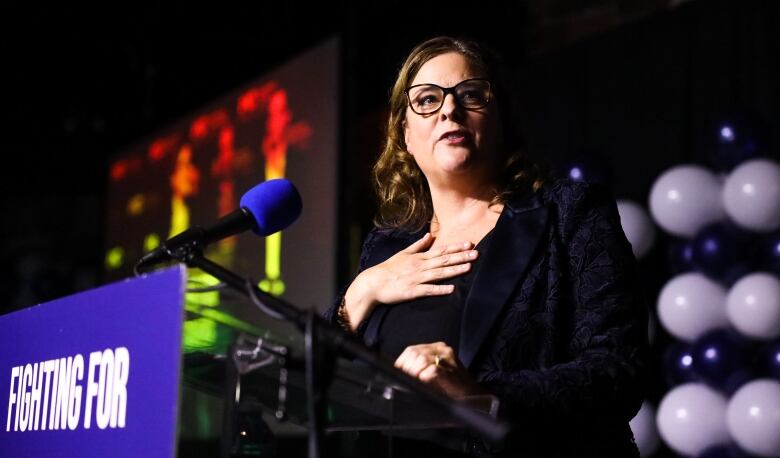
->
xmin=197 ymin=308 xmax=264 ymax=336
xmin=182 ymin=317 xmax=218 ymax=351
xmin=186 ymin=271 xmax=221 ymax=308
xmin=143 ymin=233 xmax=161 ymax=253
xmin=182 ymin=270 xmax=265 ymax=353
xmin=105 ymin=247 xmax=125 ymax=270
xmin=182 ymin=271 xmax=221 ymax=352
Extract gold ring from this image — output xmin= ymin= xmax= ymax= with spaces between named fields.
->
xmin=434 ymin=355 xmax=441 ymax=368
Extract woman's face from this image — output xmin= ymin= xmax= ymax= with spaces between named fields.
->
xmin=404 ymin=52 xmax=501 ymax=190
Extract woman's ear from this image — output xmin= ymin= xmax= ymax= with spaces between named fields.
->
xmin=403 ymin=121 xmax=413 ymax=155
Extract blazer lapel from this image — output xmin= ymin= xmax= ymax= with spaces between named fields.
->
xmin=458 ymin=193 xmax=549 ymax=369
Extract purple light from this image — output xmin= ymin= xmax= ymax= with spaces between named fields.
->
xmin=569 ymin=167 xmax=582 ymax=180
xmin=720 ymin=125 xmax=735 ymax=142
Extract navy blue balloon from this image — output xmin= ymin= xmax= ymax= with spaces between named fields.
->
xmin=760 ymin=339 xmax=780 ymax=380
xmin=668 ymin=238 xmax=696 ymax=274
xmin=663 ymin=341 xmax=699 ymax=387
xmin=559 ymin=151 xmax=613 ymax=186
xmin=692 ymin=329 xmax=754 ymax=394
xmin=691 ymin=222 xmax=755 ymax=286
xmin=697 ymin=443 xmax=751 ymax=458
xmin=709 ymin=108 xmax=770 ymax=171
xmin=756 ymin=230 xmax=780 ymax=276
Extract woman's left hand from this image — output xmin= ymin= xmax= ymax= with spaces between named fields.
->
xmin=394 ymin=341 xmax=485 ymax=398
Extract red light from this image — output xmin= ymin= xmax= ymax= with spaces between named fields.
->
xmin=189 ymin=109 xmax=230 ymax=141
xmin=287 ymin=122 xmax=313 ymax=148
xmin=148 ymin=134 xmax=181 ymax=161
xmin=111 ymin=161 xmax=128 ymax=181
xmin=190 ymin=117 xmax=210 ymax=140
xmin=237 ymin=81 xmax=278 ymax=119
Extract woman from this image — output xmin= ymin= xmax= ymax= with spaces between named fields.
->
xmin=325 ymin=36 xmax=648 ymax=457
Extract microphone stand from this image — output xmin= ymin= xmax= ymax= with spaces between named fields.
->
xmin=177 ymin=250 xmax=508 ymax=458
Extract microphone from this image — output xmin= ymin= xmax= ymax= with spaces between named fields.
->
xmin=136 ymin=178 xmax=302 ymax=271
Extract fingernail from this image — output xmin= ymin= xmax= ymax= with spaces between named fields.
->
xmin=461 ymin=264 xmax=469 ymax=270
xmin=469 ymin=251 xmax=478 ymax=259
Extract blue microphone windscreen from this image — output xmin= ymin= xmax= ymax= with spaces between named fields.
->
xmin=239 ymin=179 xmax=302 ymax=236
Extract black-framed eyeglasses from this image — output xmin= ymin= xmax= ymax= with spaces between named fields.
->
xmin=405 ymin=78 xmax=492 ymax=115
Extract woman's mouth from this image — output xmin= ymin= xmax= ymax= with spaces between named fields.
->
xmin=439 ymin=131 xmax=470 ymax=145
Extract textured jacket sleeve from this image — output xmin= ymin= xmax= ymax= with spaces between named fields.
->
xmin=479 ymin=183 xmax=648 ymax=425
xmin=322 ymin=227 xmax=380 ymax=338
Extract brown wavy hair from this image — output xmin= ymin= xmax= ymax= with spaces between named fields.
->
xmin=373 ymin=36 xmax=547 ymax=231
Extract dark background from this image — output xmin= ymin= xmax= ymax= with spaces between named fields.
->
xmin=0 ymin=1 xmax=778 ymax=455
xmin=1 ymin=0 xmax=778 ymax=311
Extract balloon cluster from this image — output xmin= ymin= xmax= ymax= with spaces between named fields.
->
xmin=626 ymin=115 xmax=780 ymax=457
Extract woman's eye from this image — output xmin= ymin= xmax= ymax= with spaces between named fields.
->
xmin=417 ymin=94 xmax=440 ymax=106
xmin=461 ymin=91 xmax=482 ymax=101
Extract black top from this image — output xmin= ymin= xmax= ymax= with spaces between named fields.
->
xmin=375 ymin=229 xmax=495 ymax=361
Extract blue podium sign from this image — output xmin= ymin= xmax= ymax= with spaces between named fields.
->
xmin=0 ymin=266 xmax=186 ymax=458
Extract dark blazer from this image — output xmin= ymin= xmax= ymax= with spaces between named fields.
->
xmin=324 ymin=179 xmax=648 ymax=457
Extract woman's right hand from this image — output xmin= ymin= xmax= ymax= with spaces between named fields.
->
xmin=342 ymin=232 xmax=479 ymax=330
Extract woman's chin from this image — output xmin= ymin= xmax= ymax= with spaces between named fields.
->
xmin=432 ymin=164 xmax=472 ymax=179
xmin=434 ymin=149 xmax=475 ymax=173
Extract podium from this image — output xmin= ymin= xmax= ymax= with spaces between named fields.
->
xmin=0 ymin=266 xmax=502 ymax=458
xmin=0 ymin=266 xmax=186 ymax=458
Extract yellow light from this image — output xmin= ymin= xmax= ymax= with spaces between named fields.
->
xmin=266 ymin=232 xmax=282 ymax=278
xmin=126 ymin=193 xmax=146 ymax=216
xmin=259 ymin=278 xmax=286 ymax=296
xmin=105 ymin=247 xmax=125 ymax=270
xmin=169 ymin=196 xmax=190 ymax=239
xmin=144 ymin=233 xmax=161 ymax=253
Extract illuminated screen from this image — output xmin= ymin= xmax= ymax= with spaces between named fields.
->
xmin=104 ymin=37 xmax=339 ymax=313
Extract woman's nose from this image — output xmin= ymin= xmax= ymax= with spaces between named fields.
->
xmin=438 ymin=93 xmax=464 ymax=121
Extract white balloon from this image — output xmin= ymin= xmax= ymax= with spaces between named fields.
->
xmin=649 ymin=165 xmax=725 ymax=238
xmin=727 ymin=379 xmax=780 ymax=457
xmin=657 ymin=273 xmax=729 ymax=342
xmin=617 ymin=199 xmax=657 ymax=259
xmin=656 ymin=383 xmax=730 ymax=456
xmin=723 ymin=158 xmax=780 ymax=232
xmin=630 ymin=401 xmax=660 ymax=457
xmin=727 ymin=272 xmax=780 ymax=340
